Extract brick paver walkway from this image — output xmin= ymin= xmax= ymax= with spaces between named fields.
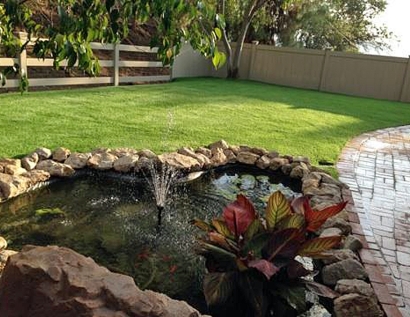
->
xmin=337 ymin=126 xmax=410 ymax=317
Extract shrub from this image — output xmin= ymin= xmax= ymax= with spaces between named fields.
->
xmin=192 ymin=191 xmax=347 ymax=317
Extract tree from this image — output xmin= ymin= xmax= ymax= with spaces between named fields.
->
xmin=216 ymin=0 xmax=390 ymax=78
xmin=275 ymin=0 xmax=391 ymax=52
xmin=0 ymin=0 xmax=226 ymax=91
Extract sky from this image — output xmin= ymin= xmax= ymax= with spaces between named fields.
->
xmin=364 ymin=0 xmax=410 ymax=57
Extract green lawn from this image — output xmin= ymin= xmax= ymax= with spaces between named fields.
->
xmin=1 ymin=78 xmax=409 ymax=170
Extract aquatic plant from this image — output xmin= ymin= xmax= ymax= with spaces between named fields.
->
xmin=192 ymin=191 xmax=347 ymax=317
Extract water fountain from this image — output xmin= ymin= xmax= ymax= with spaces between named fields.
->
xmin=144 ymin=161 xmax=180 ymax=229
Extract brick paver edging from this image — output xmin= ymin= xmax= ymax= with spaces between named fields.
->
xmin=338 ymin=126 xmax=410 ymax=317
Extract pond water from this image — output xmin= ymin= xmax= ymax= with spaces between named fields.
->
xmin=0 ymin=165 xmax=301 ymax=312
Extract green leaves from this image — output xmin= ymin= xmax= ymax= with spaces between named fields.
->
xmin=265 ymin=191 xmax=292 ymax=230
xmin=204 ymin=272 xmax=236 ymax=306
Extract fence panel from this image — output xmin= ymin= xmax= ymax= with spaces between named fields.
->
xmin=172 ymin=43 xmax=410 ymax=103
xmin=0 ymin=35 xmax=170 ymax=90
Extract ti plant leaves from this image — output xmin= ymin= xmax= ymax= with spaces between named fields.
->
xmin=193 ymin=191 xmax=347 ymax=317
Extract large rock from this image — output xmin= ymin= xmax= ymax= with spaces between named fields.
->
xmin=0 ymin=173 xmax=31 ymax=201
xmin=333 ymin=293 xmax=383 ymax=317
xmin=178 ymin=147 xmax=211 ymax=167
xmin=21 ymin=152 xmax=39 ymax=171
xmin=0 ymin=245 xmax=205 ymax=317
xmin=335 ymin=279 xmax=375 ymax=297
xmin=236 ymin=151 xmax=260 ymax=165
xmin=21 ymin=170 xmax=51 ymax=185
xmin=208 ymin=140 xmax=229 ymax=151
xmin=158 ymin=152 xmax=201 ymax=171
xmin=34 ymin=147 xmax=52 ymax=160
xmin=0 ymin=237 xmax=6 ymax=252
xmin=36 ymin=160 xmax=75 ymax=177
xmin=88 ymin=152 xmax=118 ymax=170
xmin=52 ymin=147 xmax=71 ymax=162
xmin=321 ymin=249 xmax=359 ymax=265
xmin=0 ymin=159 xmax=26 ymax=175
xmin=210 ymin=148 xmax=228 ymax=166
xmin=65 ymin=152 xmax=91 ymax=169
xmin=113 ymin=155 xmax=139 ymax=173
xmin=321 ymin=259 xmax=368 ymax=286
xmin=0 ymin=250 xmax=17 ymax=277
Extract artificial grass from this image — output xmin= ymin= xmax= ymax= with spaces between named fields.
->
xmin=1 ymin=78 xmax=409 ymax=171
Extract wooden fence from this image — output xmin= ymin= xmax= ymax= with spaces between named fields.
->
xmin=172 ymin=43 xmax=410 ymax=103
xmin=0 ymin=33 xmax=170 ymax=90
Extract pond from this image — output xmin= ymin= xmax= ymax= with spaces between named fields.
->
xmin=0 ymin=165 xmax=301 ymax=312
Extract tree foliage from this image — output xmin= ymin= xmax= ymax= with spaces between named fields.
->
xmin=0 ymin=0 xmax=225 ymax=91
xmin=213 ymin=0 xmax=390 ymax=78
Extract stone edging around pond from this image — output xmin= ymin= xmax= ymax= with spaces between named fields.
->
xmin=0 ymin=140 xmax=386 ymax=316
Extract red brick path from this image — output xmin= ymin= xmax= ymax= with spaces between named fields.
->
xmin=337 ymin=126 xmax=410 ymax=317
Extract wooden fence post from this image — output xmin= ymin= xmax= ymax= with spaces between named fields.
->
xmin=248 ymin=41 xmax=258 ymax=80
xmin=399 ymin=55 xmax=410 ymax=102
xmin=17 ymin=32 xmax=28 ymax=87
xmin=113 ymin=43 xmax=120 ymax=86
xmin=319 ymin=49 xmax=331 ymax=91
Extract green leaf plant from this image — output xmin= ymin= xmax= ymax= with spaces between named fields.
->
xmin=192 ymin=191 xmax=346 ymax=317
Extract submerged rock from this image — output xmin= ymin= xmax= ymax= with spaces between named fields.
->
xmin=0 ymin=245 xmax=206 ymax=317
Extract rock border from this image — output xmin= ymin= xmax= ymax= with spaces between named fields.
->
xmin=0 ymin=140 xmax=386 ymax=316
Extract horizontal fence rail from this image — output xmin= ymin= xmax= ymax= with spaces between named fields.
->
xmin=0 ymin=33 xmax=170 ymax=90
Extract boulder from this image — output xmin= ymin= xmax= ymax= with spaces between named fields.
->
xmin=21 ymin=152 xmax=39 ymax=171
xmin=223 ymin=149 xmax=237 ymax=163
xmin=321 ymin=249 xmax=360 ymax=265
xmin=210 ymin=148 xmax=227 ymax=166
xmin=343 ymin=235 xmax=363 ymax=252
xmin=335 ymin=279 xmax=375 ymax=298
xmin=0 ymin=245 xmax=205 ymax=317
xmin=269 ymin=157 xmax=289 ymax=171
xmin=65 ymin=152 xmax=91 ymax=169
xmin=256 ymin=155 xmax=272 ymax=169
xmin=36 ymin=160 xmax=75 ymax=177
xmin=21 ymin=170 xmax=51 ymax=185
xmin=137 ymin=149 xmax=157 ymax=160
xmin=321 ymin=259 xmax=368 ymax=286
xmin=281 ymin=164 xmax=293 ymax=175
xmin=195 ymin=147 xmax=212 ymax=159
xmin=208 ymin=140 xmax=229 ymax=151
xmin=178 ymin=147 xmax=211 ymax=167
xmin=290 ymin=162 xmax=310 ymax=179
xmin=88 ymin=152 xmax=118 ymax=170
xmin=0 ymin=159 xmax=26 ymax=176
xmin=236 ymin=151 xmax=260 ymax=165
xmin=111 ymin=148 xmax=139 ymax=158
xmin=0 ymin=237 xmax=6 ymax=252
xmin=248 ymin=147 xmax=268 ymax=156
xmin=34 ymin=147 xmax=52 ymax=160
xmin=52 ymin=147 xmax=71 ymax=162
xmin=113 ymin=155 xmax=139 ymax=173
xmin=319 ymin=227 xmax=343 ymax=238
xmin=0 ymin=250 xmax=17 ymax=277
xmin=333 ymin=293 xmax=383 ymax=317
xmin=0 ymin=173 xmax=31 ymax=201
xmin=158 ymin=152 xmax=201 ymax=171
xmin=320 ymin=218 xmax=351 ymax=235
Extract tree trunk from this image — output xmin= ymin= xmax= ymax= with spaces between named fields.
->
xmin=225 ymin=0 xmax=266 ymax=79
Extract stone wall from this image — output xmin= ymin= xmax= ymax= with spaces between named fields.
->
xmin=0 ymin=140 xmax=385 ymax=316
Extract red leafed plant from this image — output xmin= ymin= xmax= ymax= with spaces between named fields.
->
xmin=192 ymin=191 xmax=347 ymax=317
